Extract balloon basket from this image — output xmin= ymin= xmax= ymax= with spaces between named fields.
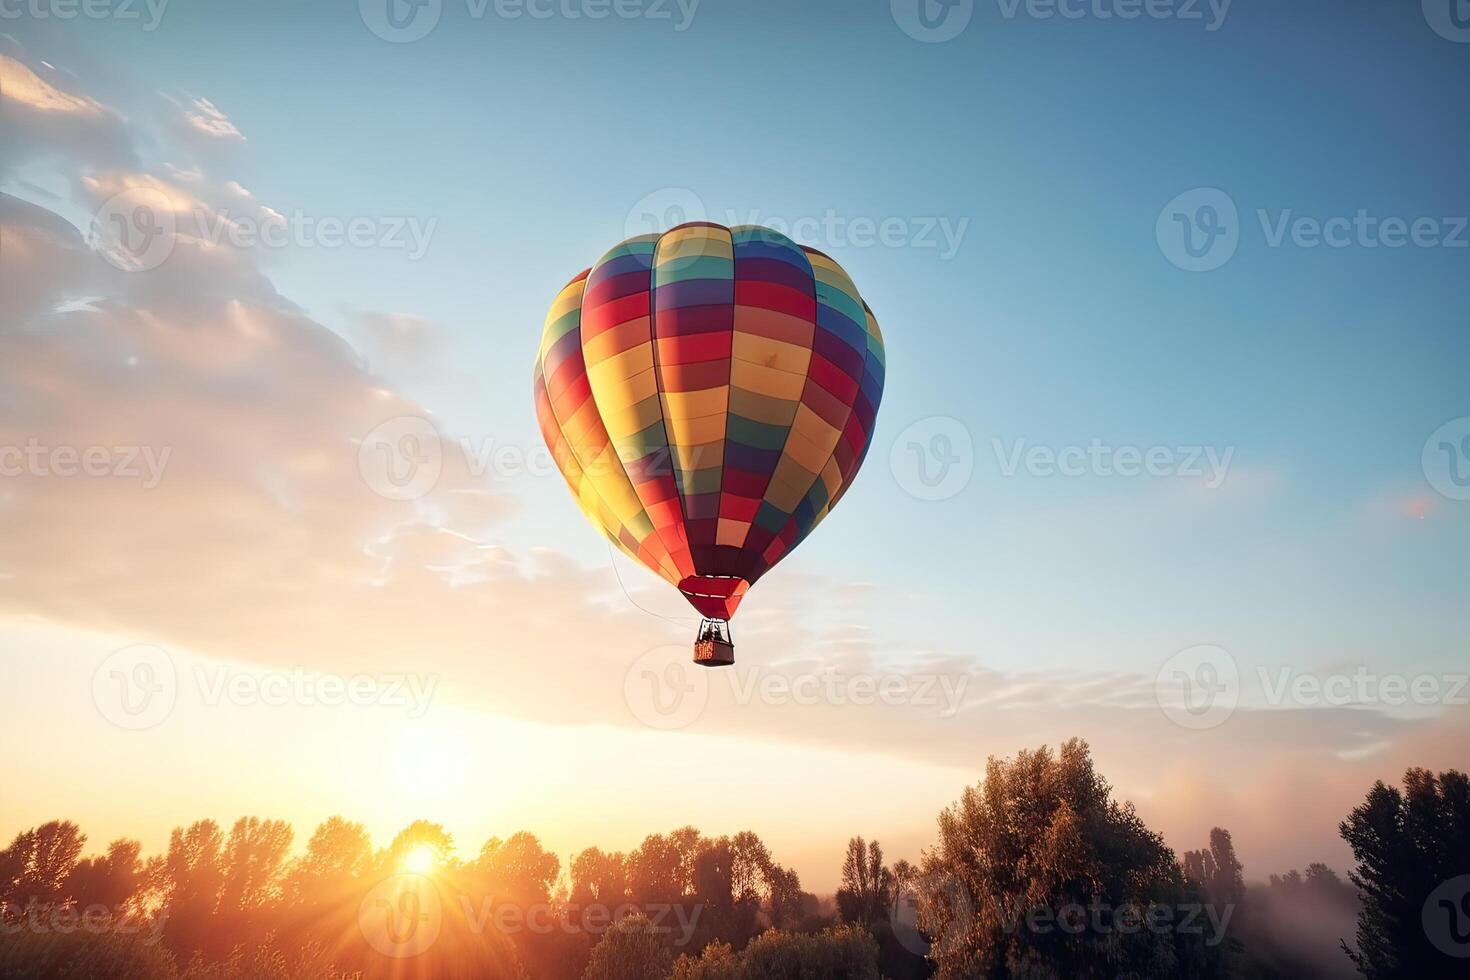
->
xmin=693 ymin=618 xmax=735 ymax=667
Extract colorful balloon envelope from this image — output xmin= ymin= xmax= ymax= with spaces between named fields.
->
xmin=533 ymin=222 xmax=885 ymax=664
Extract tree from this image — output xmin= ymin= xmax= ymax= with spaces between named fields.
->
xmin=764 ymin=864 xmax=806 ymax=931
xmin=157 ymin=820 xmax=225 ymax=956
xmin=672 ymin=926 xmax=882 ymax=980
xmin=628 ymin=832 xmax=688 ymax=908
xmin=837 ymin=836 xmax=895 ymax=929
xmin=65 ymin=838 xmax=143 ymax=912
xmin=581 ymin=912 xmax=673 ymax=980
xmin=1339 ymin=766 xmax=1470 ymax=978
xmin=478 ymin=831 xmax=560 ymax=905
xmin=571 ymin=847 xmax=628 ymax=906
xmin=283 ymin=815 xmax=373 ymax=908
xmin=691 ymin=838 xmax=735 ymax=936
xmin=892 ymin=859 xmax=917 ymax=890
xmin=837 ymin=838 xmax=929 ymax=979
xmin=1267 ymin=862 xmax=1356 ymax=905
xmin=1180 ymin=828 xmax=1248 ymax=973
xmin=915 ymin=738 xmax=1224 ymax=979
xmin=1182 ymin=827 xmax=1244 ymax=910
xmin=672 ymin=940 xmax=741 ymax=980
xmin=728 ymin=833 xmax=770 ymax=908
xmin=0 ymin=820 xmax=85 ymax=909
xmin=386 ymin=819 xmax=455 ymax=868
xmin=219 ymin=817 xmax=293 ymax=912
xmin=162 ymin=820 xmax=225 ymax=909
xmin=736 ymin=924 xmax=881 ymax=979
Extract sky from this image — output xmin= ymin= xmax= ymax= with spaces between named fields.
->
xmin=1 ymin=0 xmax=1468 ymax=893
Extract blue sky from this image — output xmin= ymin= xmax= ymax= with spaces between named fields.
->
xmin=77 ymin=0 xmax=1468 ymax=669
xmin=2 ymin=0 xmax=1467 ymax=884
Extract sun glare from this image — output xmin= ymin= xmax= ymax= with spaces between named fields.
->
xmin=401 ymin=845 xmax=436 ymax=874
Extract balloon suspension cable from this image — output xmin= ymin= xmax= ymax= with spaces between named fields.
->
xmin=605 ymin=541 xmax=698 ymax=628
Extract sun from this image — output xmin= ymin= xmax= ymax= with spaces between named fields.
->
xmin=401 ymin=844 xmax=436 ymax=874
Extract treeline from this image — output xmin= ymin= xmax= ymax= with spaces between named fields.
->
xmin=1 ymin=740 xmax=1465 ymax=979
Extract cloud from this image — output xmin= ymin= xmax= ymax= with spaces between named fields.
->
xmin=73 ymin=168 xmax=287 ymax=310
xmin=343 ymin=308 xmax=439 ymax=374
xmin=168 ymin=94 xmax=245 ymax=144
xmin=0 ymin=192 xmax=103 ymax=324
xmin=0 ymin=53 xmax=136 ymax=174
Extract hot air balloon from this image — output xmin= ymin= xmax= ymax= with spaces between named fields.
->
xmin=532 ymin=222 xmax=885 ymax=665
